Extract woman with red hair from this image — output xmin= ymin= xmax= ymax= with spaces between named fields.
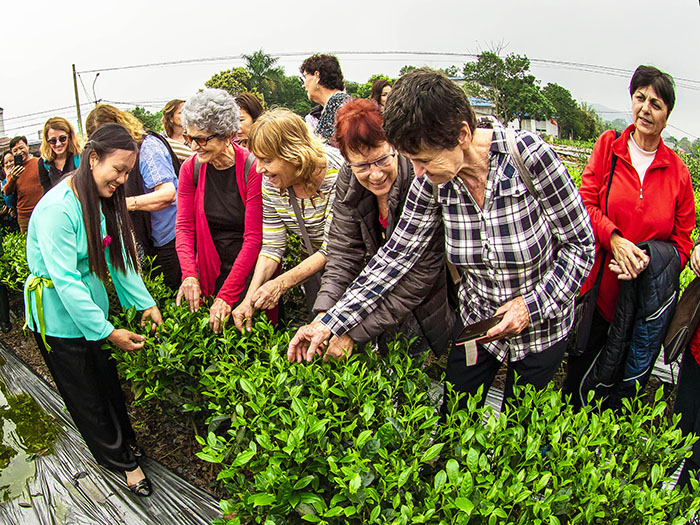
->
xmin=307 ymin=98 xmax=454 ymax=360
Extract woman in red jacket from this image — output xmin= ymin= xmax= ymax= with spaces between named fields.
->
xmin=564 ymin=65 xmax=695 ymax=407
xmin=175 ymin=89 xmax=263 ymax=333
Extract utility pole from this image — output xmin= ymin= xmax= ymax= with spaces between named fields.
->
xmin=72 ymin=64 xmax=83 ymax=136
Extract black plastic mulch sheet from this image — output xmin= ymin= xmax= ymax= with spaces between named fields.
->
xmin=0 ymin=340 xmax=221 ymax=525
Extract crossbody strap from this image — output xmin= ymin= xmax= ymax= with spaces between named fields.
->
xmin=505 ymin=127 xmax=537 ymax=196
xmin=287 ymin=186 xmax=316 ymax=256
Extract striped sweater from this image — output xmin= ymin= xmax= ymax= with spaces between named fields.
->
xmin=260 ymin=146 xmax=344 ymax=263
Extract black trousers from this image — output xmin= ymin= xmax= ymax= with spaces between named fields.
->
xmin=674 ymin=349 xmax=700 ymax=489
xmin=443 ymin=319 xmax=567 ymax=412
xmin=0 ymin=284 xmax=9 ymax=324
xmin=562 ymin=309 xmax=610 ymax=409
xmin=153 ymin=239 xmax=181 ymax=290
xmin=34 ymin=332 xmax=138 ymax=472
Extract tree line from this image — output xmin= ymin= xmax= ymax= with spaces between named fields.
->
xmin=128 ymin=49 xmax=699 ymax=151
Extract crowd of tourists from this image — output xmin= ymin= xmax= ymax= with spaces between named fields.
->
xmin=2 ymin=55 xmax=699 ymax=497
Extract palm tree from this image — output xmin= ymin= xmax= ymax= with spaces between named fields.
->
xmin=242 ymin=50 xmax=284 ymax=101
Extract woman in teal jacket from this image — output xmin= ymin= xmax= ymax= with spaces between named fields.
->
xmin=24 ymin=123 xmax=162 ymax=497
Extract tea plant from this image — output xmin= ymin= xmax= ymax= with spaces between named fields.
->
xmin=0 ymin=232 xmax=28 ymax=291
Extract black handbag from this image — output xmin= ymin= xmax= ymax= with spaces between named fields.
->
xmin=567 ymin=134 xmax=619 ymax=357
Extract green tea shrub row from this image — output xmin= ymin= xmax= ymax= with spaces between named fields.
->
xmin=0 ymin=232 xmax=28 ymax=291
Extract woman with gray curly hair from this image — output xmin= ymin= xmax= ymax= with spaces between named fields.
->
xmin=175 ymin=88 xmax=264 ymax=333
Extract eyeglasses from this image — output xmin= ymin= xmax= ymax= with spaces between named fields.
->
xmin=183 ymin=133 xmax=218 ymax=147
xmin=349 ymin=151 xmax=397 ymax=175
xmin=47 ymin=135 xmax=68 ymax=146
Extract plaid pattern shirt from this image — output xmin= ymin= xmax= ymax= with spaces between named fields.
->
xmin=322 ymin=128 xmax=594 ymax=362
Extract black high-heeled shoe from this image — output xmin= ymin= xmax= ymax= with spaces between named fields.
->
xmin=127 ymin=476 xmax=152 ymax=497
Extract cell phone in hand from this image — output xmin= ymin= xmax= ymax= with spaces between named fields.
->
xmin=13 ymin=154 xmax=23 ymax=168
xmin=456 ymin=314 xmax=505 ymax=343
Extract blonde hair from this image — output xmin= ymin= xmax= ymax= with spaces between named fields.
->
xmin=40 ymin=117 xmax=82 ymax=162
xmin=85 ymin=104 xmax=145 ymax=142
xmin=161 ymin=99 xmax=184 ymax=138
xmin=248 ymin=108 xmax=326 ymax=184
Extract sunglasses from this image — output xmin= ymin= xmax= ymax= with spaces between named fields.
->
xmin=349 ymin=151 xmax=397 ymax=175
xmin=183 ymin=133 xmax=218 ymax=147
xmin=47 ymin=135 xmax=68 ymax=146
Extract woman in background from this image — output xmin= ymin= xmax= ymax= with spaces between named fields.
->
xmin=37 ymin=117 xmax=82 ymax=194
xmin=235 ymin=92 xmax=264 ymax=148
xmin=161 ymin=99 xmax=192 ymax=165
xmin=370 ymin=78 xmax=392 ymax=111
xmin=299 ymin=54 xmax=351 ymax=144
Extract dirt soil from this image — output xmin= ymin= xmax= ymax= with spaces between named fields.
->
xmin=0 ymin=292 xmax=223 ymax=498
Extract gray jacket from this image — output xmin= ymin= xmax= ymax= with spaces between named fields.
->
xmin=314 ymin=154 xmax=454 ymax=354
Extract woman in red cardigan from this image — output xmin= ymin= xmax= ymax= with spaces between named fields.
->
xmin=563 ymin=65 xmax=695 ymax=407
xmin=175 ymin=89 xmax=263 ymax=333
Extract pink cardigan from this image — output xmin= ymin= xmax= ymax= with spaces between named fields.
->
xmin=175 ymin=144 xmax=262 ymax=306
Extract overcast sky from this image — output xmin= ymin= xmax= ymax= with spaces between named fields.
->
xmin=2 ymin=0 xmax=699 ymax=142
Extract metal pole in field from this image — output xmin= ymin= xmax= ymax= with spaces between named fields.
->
xmin=72 ymin=64 xmax=83 ymax=136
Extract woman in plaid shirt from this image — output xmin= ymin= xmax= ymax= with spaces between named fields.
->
xmin=290 ymin=69 xmax=594 ymax=409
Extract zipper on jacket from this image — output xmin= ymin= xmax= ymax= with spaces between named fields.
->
xmin=639 ymin=187 xmax=643 ymax=199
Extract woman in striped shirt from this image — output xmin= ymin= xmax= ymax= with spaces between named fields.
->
xmin=232 ymin=108 xmax=344 ymax=332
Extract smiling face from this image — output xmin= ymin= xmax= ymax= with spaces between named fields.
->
xmin=402 ymin=143 xmax=466 ymax=186
xmin=184 ymin=125 xmax=229 ymax=164
xmin=3 ymin=152 xmax=13 ymax=174
xmin=47 ymin=128 xmax=69 ymax=157
xmin=346 ymin=142 xmax=398 ymax=197
xmin=256 ymin=155 xmax=298 ymax=190
xmin=632 ymin=85 xmax=669 ymax=141
xmin=90 ymin=149 xmax=137 ymax=198
xmin=10 ymin=140 xmax=29 ymax=162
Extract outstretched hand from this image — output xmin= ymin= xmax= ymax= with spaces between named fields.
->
xmin=288 ymin=321 xmax=332 ymax=363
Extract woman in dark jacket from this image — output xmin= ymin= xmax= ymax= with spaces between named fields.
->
xmin=312 ymin=98 xmax=454 ymax=360
xmin=37 ymin=117 xmax=82 ymax=194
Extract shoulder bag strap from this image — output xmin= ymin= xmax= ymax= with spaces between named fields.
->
xmin=505 ymin=128 xmax=537 ymax=197
xmin=287 ymin=186 xmax=316 ymax=256
xmin=193 ymin=157 xmax=202 ymax=187
xmin=287 ymin=186 xmax=323 ymax=294
xmin=243 ymin=154 xmax=255 ymax=186
xmin=590 ymin=130 xmax=621 ymax=287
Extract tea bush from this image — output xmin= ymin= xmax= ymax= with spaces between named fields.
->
xmin=198 ymin=342 xmax=700 ymax=524
xmin=0 ymin=231 xmax=28 ymax=291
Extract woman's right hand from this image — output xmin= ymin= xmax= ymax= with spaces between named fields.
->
xmin=691 ymin=245 xmax=700 ymax=276
xmin=175 ymin=276 xmax=201 ymax=312
xmin=610 ymin=232 xmax=649 ymax=279
xmin=108 ymin=328 xmax=146 ymax=351
xmin=232 ymin=299 xmax=255 ymax=333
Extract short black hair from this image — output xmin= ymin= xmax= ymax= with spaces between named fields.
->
xmin=9 ymin=136 xmax=28 ymax=150
xmin=629 ymin=65 xmax=676 ymax=115
xmin=383 ymin=68 xmax=477 ymax=154
xmin=300 ymin=54 xmax=345 ymax=91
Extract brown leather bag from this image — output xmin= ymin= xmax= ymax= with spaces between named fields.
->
xmin=664 ymin=277 xmax=700 ymax=364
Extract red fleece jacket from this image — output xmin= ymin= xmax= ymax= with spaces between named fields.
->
xmin=579 ymin=125 xmax=695 ymax=322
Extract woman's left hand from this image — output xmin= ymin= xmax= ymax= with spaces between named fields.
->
xmin=478 ymin=296 xmax=530 ymax=343
xmin=209 ymin=298 xmax=232 ymax=334
xmin=251 ymin=277 xmax=286 ymax=311
xmin=140 ymin=306 xmax=163 ymax=334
